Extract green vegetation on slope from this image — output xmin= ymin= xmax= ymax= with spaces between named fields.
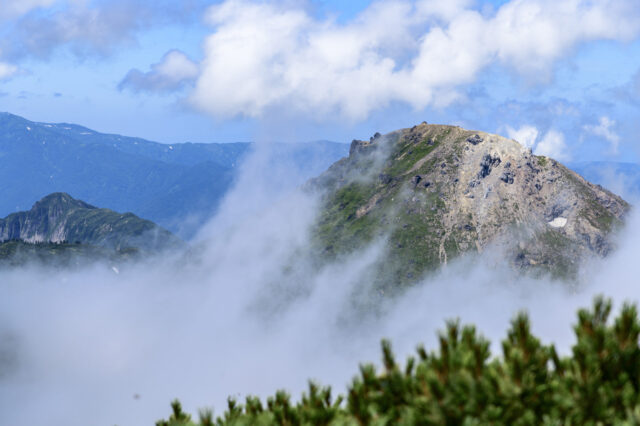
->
xmin=157 ymin=296 xmax=640 ymax=425
xmin=562 ymin=168 xmax=623 ymax=234
xmin=0 ymin=240 xmax=140 ymax=267
xmin=315 ymin=182 xmax=379 ymax=255
xmin=312 ymin=126 xmax=466 ymax=289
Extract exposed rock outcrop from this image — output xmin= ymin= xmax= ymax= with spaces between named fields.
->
xmin=311 ymin=123 xmax=629 ymax=285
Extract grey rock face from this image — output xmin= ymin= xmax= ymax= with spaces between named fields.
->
xmin=500 ymin=170 xmax=515 ymax=184
xmin=312 ymin=122 xmax=630 ymax=281
xmin=478 ymin=154 xmax=502 ymax=179
xmin=349 ymin=139 xmax=376 ymax=156
xmin=467 ymin=134 xmax=484 ymax=145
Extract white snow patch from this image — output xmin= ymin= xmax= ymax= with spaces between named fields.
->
xmin=548 ymin=217 xmax=567 ymax=228
xmin=43 ymin=124 xmax=52 ymax=128
xmin=80 ymin=132 xmax=91 ymax=135
xmin=26 ymin=126 xmax=31 ymax=131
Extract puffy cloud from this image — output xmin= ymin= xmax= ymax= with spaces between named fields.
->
xmin=189 ymin=0 xmax=640 ymax=121
xmin=118 ymin=50 xmax=199 ymax=93
xmin=0 ymin=62 xmax=18 ymax=80
xmin=583 ymin=116 xmax=620 ymax=154
xmin=505 ymin=124 xmax=539 ymax=149
xmin=505 ymin=125 xmax=571 ymax=161
xmin=535 ymin=129 xmax=571 ymax=161
xmin=487 ymin=0 xmax=639 ymax=78
xmin=7 ymin=2 xmax=152 ymax=58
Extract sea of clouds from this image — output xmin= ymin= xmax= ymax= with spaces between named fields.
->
xmin=1 ymin=143 xmax=639 ymax=426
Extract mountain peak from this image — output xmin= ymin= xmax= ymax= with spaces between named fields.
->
xmin=33 ymin=192 xmax=97 ymax=211
xmin=0 ymin=193 xmax=180 ymax=251
xmin=312 ymin=122 xmax=629 ymax=285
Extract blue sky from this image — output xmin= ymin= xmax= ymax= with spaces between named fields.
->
xmin=1 ymin=0 xmax=640 ymax=163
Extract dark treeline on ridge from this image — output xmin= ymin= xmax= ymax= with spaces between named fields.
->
xmin=157 ymin=297 xmax=640 ymax=425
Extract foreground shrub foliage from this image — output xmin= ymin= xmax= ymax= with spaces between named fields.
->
xmin=157 ymin=297 xmax=640 ymax=425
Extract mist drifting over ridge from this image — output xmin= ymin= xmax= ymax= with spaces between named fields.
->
xmin=2 ymin=0 xmax=640 ymax=423
xmin=0 ymin=138 xmax=639 ymax=426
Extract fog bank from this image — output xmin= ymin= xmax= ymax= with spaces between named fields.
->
xmin=1 ymin=145 xmax=639 ymax=426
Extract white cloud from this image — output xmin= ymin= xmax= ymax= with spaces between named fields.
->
xmin=584 ymin=116 xmax=620 ymax=154
xmin=1 ymin=1 xmax=202 ymax=60
xmin=0 ymin=0 xmax=57 ymax=19
xmin=11 ymin=3 xmax=147 ymax=58
xmin=505 ymin=124 xmax=571 ymax=161
xmin=155 ymin=50 xmax=199 ymax=81
xmin=535 ymin=129 xmax=571 ymax=161
xmin=488 ymin=0 xmax=640 ymax=77
xmin=506 ymin=124 xmax=539 ymax=148
xmin=414 ymin=0 xmax=474 ymax=22
xmin=118 ymin=50 xmax=199 ymax=93
xmin=0 ymin=62 xmax=17 ymax=80
xmin=189 ymin=0 xmax=640 ymax=121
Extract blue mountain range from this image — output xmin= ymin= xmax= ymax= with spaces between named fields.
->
xmin=1 ymin=112 xmax=637 ymax=241
xmin=0 ymin=112 xmax=349 ymax=238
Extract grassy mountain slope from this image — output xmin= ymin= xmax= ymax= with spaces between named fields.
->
xmin=0 ymin=240 xmax=140 ymax=268
xmin=310 ymin=123 xmax=629 ymax=285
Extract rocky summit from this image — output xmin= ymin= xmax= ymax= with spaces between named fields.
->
xmin=0 ymin=192 xmax=181 ymax=252
xmin=311 ymin=122 xmax=629 ymax=286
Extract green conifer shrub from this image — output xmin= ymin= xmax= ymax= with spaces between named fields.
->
xmin=156 ymin=296 xmax=640 ymax=425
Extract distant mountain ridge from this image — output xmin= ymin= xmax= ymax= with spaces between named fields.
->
xmin=0 ymin=112 xmax=349 ymax=238
xmin=0 ymin=192 xmax=180 ymax=252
